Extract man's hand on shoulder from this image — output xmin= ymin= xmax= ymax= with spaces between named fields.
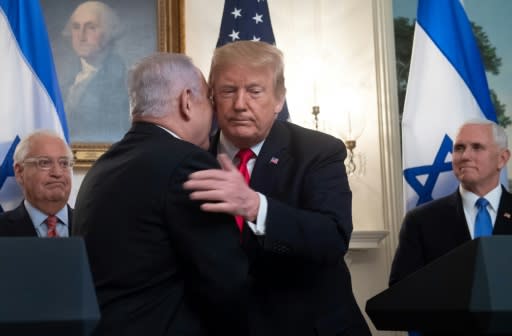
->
xmin=183 ymin=154 xmax=260 ymax=221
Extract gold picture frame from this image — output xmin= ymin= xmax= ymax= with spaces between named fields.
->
xmin=66 ymin=0 xmax=185 ymax=168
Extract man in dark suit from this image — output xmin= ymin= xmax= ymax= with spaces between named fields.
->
xmin=184 ymin=41 xmax=370 ymax=336
xmin=73 ymin=53 xmax=248 ymax=336
xmin=390 ymin=119 xmax=512 ymax=286
xmin=0 ymin=130 xmax=73 ymax=237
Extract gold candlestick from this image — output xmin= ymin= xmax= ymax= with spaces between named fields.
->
xmin=345 ymin=140 xmax=357 ymax=175
xmin=312 ymin=105 xmax=320 ymax=130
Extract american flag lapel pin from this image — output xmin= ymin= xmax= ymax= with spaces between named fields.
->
xmin=504 ymin=212 xmax=511 ymax=219
xmin=270 ymin=157 xmax=279 ymax=165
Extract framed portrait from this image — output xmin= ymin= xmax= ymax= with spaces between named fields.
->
xmin=40 ymin=0 xmax=184 ymax=168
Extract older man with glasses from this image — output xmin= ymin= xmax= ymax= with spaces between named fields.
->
xmin=0 ymin=130 xmax=74 ymax=237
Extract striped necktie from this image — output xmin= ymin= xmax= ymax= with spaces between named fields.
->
xmin=46 ymin=215 xmax=59 ymax=238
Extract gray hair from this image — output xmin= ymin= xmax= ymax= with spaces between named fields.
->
xmin=128 ymin=53 xmax=203 ymax=118
xmin=13 ymin=130 xmax=73 ymax=165
xmin=62 ymin=1 xmax=123 ymax=44
xmin=457 ymin=118 xmax=508 ymax=149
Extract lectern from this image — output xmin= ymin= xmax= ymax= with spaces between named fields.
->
xmin=366 ymin=236 xmax=512 ymax=335
xmin=0 ymin=237 xmax=100 ymax=335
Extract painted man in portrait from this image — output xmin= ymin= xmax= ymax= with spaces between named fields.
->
xmin=61 ymin=1 xmax=130 ymax=142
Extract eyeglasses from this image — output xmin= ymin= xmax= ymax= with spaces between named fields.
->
xmin=23 ymin=157 xmax=74 ymax=170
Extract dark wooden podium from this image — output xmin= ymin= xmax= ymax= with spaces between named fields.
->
xmin=366 ymin=236 xmax=512 ymax=335
xmin=0 ymin=237 xmax=100 ymax=335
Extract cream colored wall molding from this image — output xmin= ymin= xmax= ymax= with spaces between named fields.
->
xmin=349 ymin=230 xmax=389 ymax=250
xmin=372 ymin=0 xmax=404 ymax=265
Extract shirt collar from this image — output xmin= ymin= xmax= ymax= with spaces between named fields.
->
xmin=459 ymin=184 xmax=502 ymax=211
xmin=218 ymin=131 xmax=265 ymax=160
xmin=24 ymin=200 xmax=69 ymax=228
xmin=157 ymin=125 xmax=182 ymax=139
xmin=80 ymin=57 xmax=98 ymax=74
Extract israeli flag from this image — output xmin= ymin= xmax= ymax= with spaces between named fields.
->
xmin=402 ymin=0 xmax=499 ymax=210
xmin=0 ymin=0 xmax=68 ymax=212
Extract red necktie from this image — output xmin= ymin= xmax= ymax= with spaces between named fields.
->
xmin=235 ymin=148 xmax=255 ymax=231
xmin=46 ymin=215 xmax=59 ymax=238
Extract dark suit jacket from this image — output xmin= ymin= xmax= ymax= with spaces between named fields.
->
xmin=0 ymin=202 xmax=72 ymax=236
xmin=73 ymin=122 xmax=248 ymax=336
xmin=212 ymin=121 xmax=371 ymax=336
xmin=389 ymin=187 xmax=512 ymax=286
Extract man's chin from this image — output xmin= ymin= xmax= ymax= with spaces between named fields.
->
xmin=228 ymin=128 xmax=255 ymax=140
xmin=460 ymin=177 xmax=478 ymax=188
xmin=227 ymin=120 xmax=253 ymax=129
xmin=45 ymin=191 xmax=70 ymax=202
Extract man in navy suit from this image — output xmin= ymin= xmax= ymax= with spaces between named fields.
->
xmin=184 ymin=41 xmax=370 ymax=336
xmin=73 ymin=53 xmax=248 ymax=336
xmin=0 ymin=130 xmax=73 ymax=237
xmin=390 ymin=119 xmax=512 ymax=286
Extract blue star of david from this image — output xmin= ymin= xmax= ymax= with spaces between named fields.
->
xmin=403 ymin=134 xmax=454 ymax=207
xmin=0 ymin=136 xmax=21 ymax=213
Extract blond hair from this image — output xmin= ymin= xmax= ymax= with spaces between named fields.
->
xmin=209 ymin=41 xmax=286 ymax=99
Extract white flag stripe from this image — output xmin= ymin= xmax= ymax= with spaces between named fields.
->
xmin=0 ymin=11 xmax=63 ymax=140
xmin=402 ymin=24 xmax=484 ymax=166
xmin=401 ymin=0 xmax=496 ymax=211
xmin=0 ymin=2 xmax=67 ymax=212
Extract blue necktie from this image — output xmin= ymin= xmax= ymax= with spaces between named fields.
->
xmin=474 ymin=198 xmax=493 ymax=238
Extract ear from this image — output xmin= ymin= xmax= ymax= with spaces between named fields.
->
xmin=179 ymin=88 xmax=193 ymax=121
xmin=14 ymin=163 xmax=24 ymax=186
xmin=498 ymin=148 xmax=511 ymax=170
xmin=273 ymin=94 xmax=286 ymax=114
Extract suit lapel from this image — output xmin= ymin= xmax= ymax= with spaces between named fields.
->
xmin=449 ymin=191 xmax=472 ymax=241
xmin=250 ymin=122 xmax=290 ymax=195
xmin=67 ymin=205 xmax=73 ymax=235
xmin=494 ymin=186 xmax=512 ymax=234
xmin=8 ymin=203 xmax=38 ymax=236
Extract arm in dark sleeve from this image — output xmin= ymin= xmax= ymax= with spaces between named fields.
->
xmin=168 ymin=150 xmax=248 ymax=335
xmin=389 ymin=210 xmax=426 ymax=286
xmin=261 ymin=138 xmax=352 ymax=265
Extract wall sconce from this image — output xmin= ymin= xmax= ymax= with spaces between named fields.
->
xmin=344 ymin=139 xmax=357 ymax=175
xmin=339 ymin=110 xmax=366 ymax=177
xmin=312 ymin=105 xmax=320 ymax=130
xmin=310 ymin=106 xmax=365 ymax=176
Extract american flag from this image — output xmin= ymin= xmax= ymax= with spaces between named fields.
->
xmin=216 ymin=0 xmax=290 ymax=121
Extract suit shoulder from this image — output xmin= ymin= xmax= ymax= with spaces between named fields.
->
xmin=0 ymin=208 xmax=20 ymax=233
xmin=0 ymin=204 xmax=24 ymax=221
xmin=144 ymin=136 xmax=220 ymax=178
xmin=405 ymin=193 xmax=458 ymax=219
xmin=118 ymin=127 xmax=214 ymax=165
xmin=501 ymin=186 xmax=512 ymax=201
xmin=0 ymin=211 xmax=10 ymax=225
